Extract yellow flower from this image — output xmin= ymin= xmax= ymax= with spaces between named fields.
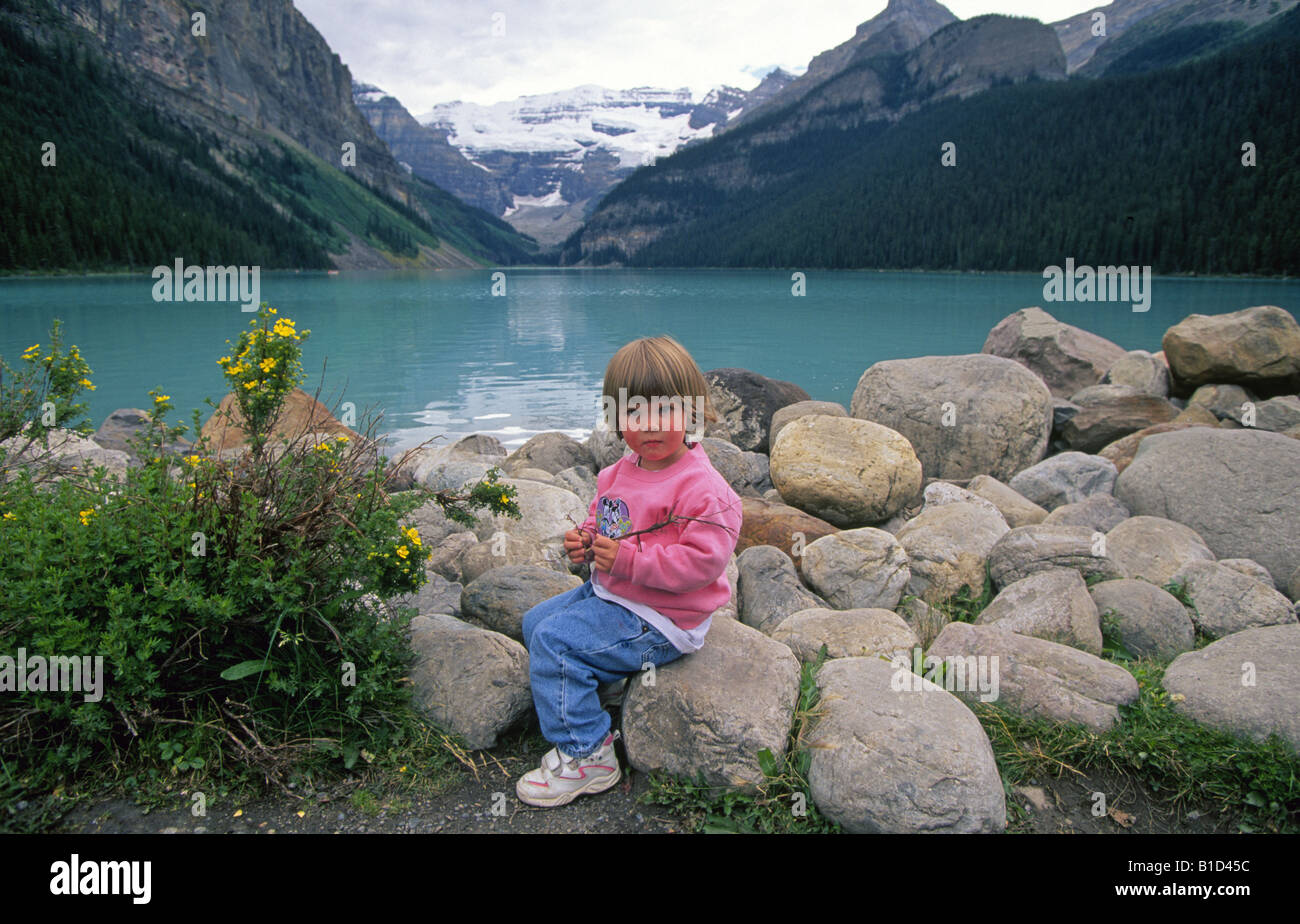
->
xmin=184 ymin=454 xmax=202 ymax=466
xmin=398 ymin=765 xmax=407 ymax=773
xmin=155 ymin=394 xmax=170 ymax=403
xmin=243 ymin=380 xmax=258 ymax=390
xmin=403 ymin=526 xmax=421 ymax=547
xmin=187 ymin=482 xmax=196 ymax=490
xmin=259 ymin=357 xmax=277 ymax=372
xmin=267 ymin=307 xmax=277 ymax=314
xmin=334 ymin=435 xmax=349 ymax=443
xmin=79 ymin=378 xmax=93 ymax=388
xmin=78 ymin=508 xmax=96 ymax=525
xmin=217 ymin=356 xmax=231 ymax=366
xmin=395 ymin=545 xmax=409 ymax=559
xmin=3 ymin=512 xmax=16 ymax=521
xmin=23 ymin=343 xmax=39 ymax=353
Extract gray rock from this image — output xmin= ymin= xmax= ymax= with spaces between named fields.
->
xmin=503 ymin=431 xmax=594 ymax=476
xmin=425 ymin=531 xmax=478 ymax=583
xmin=987 ymin=524 xmax=1120 ymax=589
xmin=806 ymin=657 xmax=1006 ymax=833
xmin=553 ymin=465 xmax=597 ymax=501
xmin=769 ymin=414 xmax=922 ymax=527
xmin=408 ymin=614 xmax=532 ymax=750
xmin=703 ymin=368 xmax=811 ymax=454
xmin=1289 ymin=564 xmax=1300 ymax=603
xmin=1008 ymin=452 xmax=1118 ymax=511
xmin=583 ymin=425 xmax=628 ymax=471
xmin=699 ymin=437 xmax=771 ymax=497
xmin=1253 ymin=395 xmax=1300 ymax=433
xmin=1088 ymin=578 xmax=1195 ymax=660
xmin=736 ymin=545 xmax=829 ymax=635
xmin=1106 ymin=515 xmax=1215 ymax=585
xmin=851 ymin=353 xmax=1053 ymax=482
xmin=965 ymin=474 xmax=1049 ymax=528
xmin=0 ymin=426 xmax=132 ymax=485
xmin=799 ymin=528 xmax=910 ymax=610
xmin=975 ymin=568 xmax=1103 ymax=654
xmin=1170 ymin=560 xmax=1297 ymax=639
xmin=771 ymin=607 xmax=919 ymax=662
xmin=1216 ymin=558 xmax=1276 ymax=588
xmin=895 ymin=502 xmax=1009 ymax=604
xmin=981 ymin=306 xmax=1126 ymax=399
xmin=770 ymin=400 xmax=847 ymax=447
xmin=621 ymin=617 xmax=800 ymax=790
xmin=1110 ymin=425 xmax=1300 ymax=606
xmin=920 ymin=481 xmax=1004 ymax=520
xmin=468 ymin=478 xmax=587 ymax=548
xmin=1100 ymin=350 xmax=1170 ymax=397
xmin=389 ymin=571 xmax=463 ymax=619
xmin=1187 ymin=384 xmax=1257 ymax=422
xmin=460 ymin=565 xmax=583 ymax=641
xmin=1042 ymin=493 xmax=1131 ymax=533
xmin=457 ymin=535 xmax=566 ymax=584
xmin=1163 ymin=625 xmax=1300 ymax=754
xmin=928 ymin=622 xmax=1139 ymax=732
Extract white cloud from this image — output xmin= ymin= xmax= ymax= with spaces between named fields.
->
xmin=294 ymin=0 xmax=1105 ymax=111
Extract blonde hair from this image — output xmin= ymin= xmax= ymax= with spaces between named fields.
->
xmin=601 ymin=335 xmax=719 ymax=444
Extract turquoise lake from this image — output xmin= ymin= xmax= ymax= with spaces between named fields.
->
xmin=3 ymin=269 xmax=1297 ymax=455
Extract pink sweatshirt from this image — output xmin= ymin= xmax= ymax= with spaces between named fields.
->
xmin=580 ymin=442 xmax=743 ymax=630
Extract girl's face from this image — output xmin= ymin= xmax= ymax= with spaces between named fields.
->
xmin=623 ymin=398 xmax=689 ymax=471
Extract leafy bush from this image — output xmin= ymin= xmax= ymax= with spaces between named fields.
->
xmin=0 ymin=307 xmax=519 ymax=830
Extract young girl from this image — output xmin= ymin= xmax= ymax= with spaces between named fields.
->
xmin=516 ymin=335 xmax=743 ymax=808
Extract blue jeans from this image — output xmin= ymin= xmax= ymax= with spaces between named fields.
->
xmin=521 ymin=580 xmax=684 ymax=758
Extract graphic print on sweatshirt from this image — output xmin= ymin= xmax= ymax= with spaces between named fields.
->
xmin=597 ymin=496 xmax=634 ymax=538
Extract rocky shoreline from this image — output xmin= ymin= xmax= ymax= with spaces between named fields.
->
xmin=8 ymin=303 xmax=1300 ymax=834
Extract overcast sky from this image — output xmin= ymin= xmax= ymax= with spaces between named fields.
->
xmin=294 ymin=0 xmax=1103 ymax=114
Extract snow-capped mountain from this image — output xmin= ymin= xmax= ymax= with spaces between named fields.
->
xmin=356 ymin=75 xmax=793 ymax=250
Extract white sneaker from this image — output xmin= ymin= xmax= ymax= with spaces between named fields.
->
xmin=516 ymin=731 xmax=621 ymax=807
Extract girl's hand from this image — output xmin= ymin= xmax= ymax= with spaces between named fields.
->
xmin=564 ymin=528 xmax=593 ymax=564
xmin=590 ymin=534 xmax=620 ymax=573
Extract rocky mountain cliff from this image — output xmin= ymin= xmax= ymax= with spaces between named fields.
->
xmin=26 ymin=0 xmax=537 ymax=269
xmin=725 ymin=0 xmax=959 ymax=132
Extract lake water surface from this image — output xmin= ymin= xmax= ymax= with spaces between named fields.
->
xmin=3 ymin=268 xmax=1297 ymax=454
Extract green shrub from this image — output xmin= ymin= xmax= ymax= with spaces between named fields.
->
xmin=0 ymin=307 xmax=519 ymax=830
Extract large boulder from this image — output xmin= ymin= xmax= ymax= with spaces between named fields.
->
xmin=1163 ymin=625 xmax=1300 ymax=754
xmin=1007 ymin=452 xmax=1117 ymax=511
xmin=703 ymin=368 xmax=810 ymax=453
xmin=799 ymin=528 xmax=910 ymax=610
xmin=502 ymin=432 xmax=594 ymax=476
xmin=1042 ymin=494 xmax=1131 ymax=533
xmin=698 ymin=437 xmax=772 ymax=497
xmin=769 ymin=400 xmax=847 ymax=447
xmin=200 ymin=387 xmax=361 ymax=453
xmin=1059 ymin=395 xmax=1179 ymax=453
xmin=460 ymin=565 xmax=583 ymax=641
xmin=468 ymin=478 xmax=587 ymax=548
xmin=1162 ymin=305 xmax=1300 ymax=397
xmin=928 ymin=622 xmax=1139 ymax=732
xmin=769 ymin=414 xmax=922 ymax=527
xmin=736 ymin=545 xmax=829 ymax=635
xmin=981 ymin=306 xmax=1126 ymax=398
xmin=1088 ymin=579 xmax=1196 ymax=660
xmin=965 ymin=474 xmax=1049 ymax=528
xmin=621 ymin=617 xmax=800 ymax=789
xmin=771 ymin=607 xmax=919 ymax=662
xmin=1097 ymin=420 xmax=1218 ymax=473
xmin=1105 ymin=515 xmax=1215 ymax=586
xmin=1115 ymin=427 xmax=1300 ymax=587
xmin=1100 ymin=349 xmax=1170 ymax=397
xmin=974 ymin=568 xmax=1103 ymax=654
xmin=806 ymin=657 xmax=1006 ymax=833
xmin=1169 ymin=560 xmax=1297 ymax=639
xmin=851 ymin=353 xmax=1053 ymax=481
xmin=987 ymin=524 xmax=1120 ymax=589
xmin=737 ymin=496 xmax=837 ymax=559
xmin=408 ymin=614 xmax=532 ymax=750
xmin=0 ymin=425 xmax=132 ymax=484
xmin=895 ymin=502 xmax=1009 ymax=604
